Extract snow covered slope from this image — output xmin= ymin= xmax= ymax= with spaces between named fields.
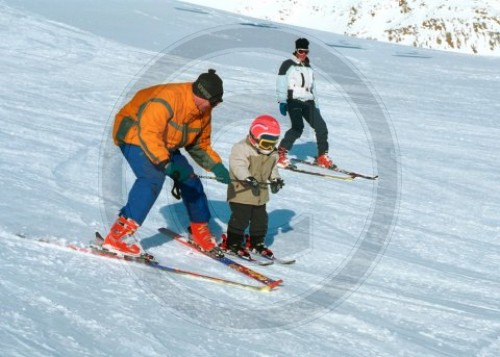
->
xmin=181 ymin=0 xmax=500 ymax=56
xmin=1 ymin=0 xmax=499 ymax=356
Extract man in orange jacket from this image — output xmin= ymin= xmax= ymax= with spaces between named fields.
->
xmin=102 ymin=69 xmax=230 ymax=258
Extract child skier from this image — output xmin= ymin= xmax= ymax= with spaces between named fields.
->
xmin=221 ymin=115 xmax=285 ymax=259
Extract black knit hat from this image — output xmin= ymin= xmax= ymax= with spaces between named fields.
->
xmin=295 ymin=38 xmax=309 ymax=50
xmin=192 ymin=69 xmax=223 ymax=104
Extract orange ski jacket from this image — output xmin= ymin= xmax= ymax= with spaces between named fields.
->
xmin=112 ymin=82 xmax=222 ymax=170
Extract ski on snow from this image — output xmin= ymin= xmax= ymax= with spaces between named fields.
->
xmin=250 ymin=251 xmax=296 ymax=265
xmin=244 ymin=235 xmax=296 ymax=265
xmin=228 ymin=249 xmax=297 ymax=265
xmin=221 ymin=249 xmax=295 ymax=265
xmin=222 ymin=249 xmax=275 ymax=266
xmin=291 ymin=158 xmax=378 ymax=180
xmin=16 ymin=233 xmax=273 ymax=292
xmin=281 ymin=163 xmax=354 ymax=181
xmin=220 ymin=233 xmax=295 ymax=265
xmin=228 ymin=233 xmax=296 ymax=265
xmin=158 ymin=228 xmax=283 ymax=289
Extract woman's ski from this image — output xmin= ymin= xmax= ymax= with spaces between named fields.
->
xmin=281 ymin=163 xmax=355 ymax=180
xmin=291 ymin=158 xmax=378 ymax=180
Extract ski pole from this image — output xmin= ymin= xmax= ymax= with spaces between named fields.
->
xmin=196 ymin=175 xmax=272 ymax=186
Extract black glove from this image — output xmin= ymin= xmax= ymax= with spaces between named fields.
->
xmin=244 ymin=176 xmax=260 ymax=196
xmin=270 ymin=178 xmax=284 ymax=194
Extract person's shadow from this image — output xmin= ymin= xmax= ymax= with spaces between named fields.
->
xmin=140 ymin=200 xmax=295 ymax=249
xmin=265 ymin=209 xmax=294 ymax=246
xmin=289 ymin=141 xmax=317 ymax=160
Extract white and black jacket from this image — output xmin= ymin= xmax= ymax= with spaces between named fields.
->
xmin=276 ymin=55 xmax=316 ymax=103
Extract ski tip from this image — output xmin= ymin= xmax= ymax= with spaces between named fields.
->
xmin=268 ymin=279 xmax=284 ymax=290
xmin=277 ymin=258 xmax=296 ymax=264
xmin=349 ymin=174 xmax=378 ymax=180
xmin=257 ymin=260 xmax=274 ymax=266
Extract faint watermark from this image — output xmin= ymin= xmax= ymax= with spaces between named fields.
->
xmin=99 ymin=24 xmax=400 ymax=331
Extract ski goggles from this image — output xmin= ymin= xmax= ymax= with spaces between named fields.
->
xmin=255 ymin=134 xmax=279 ymax=151
xmin=297 ymin=49 xmax=309 ymax=54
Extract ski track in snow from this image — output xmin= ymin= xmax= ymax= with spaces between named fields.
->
xmin=1 ymin=1 xmax=499 ymax=356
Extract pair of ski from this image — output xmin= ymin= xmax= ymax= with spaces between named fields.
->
xmin=93 ymin=229 xmax=286 ymax=291
xmin=22 ymin=230 xmax=289 ymax=291
xmin=21 ymin=233 xmax=272 ymax=292
xmin=158 ymin=228 xmax=295 ymax=288
xmin=219 ymin=233 xmax=296 ymax=266
xmin=285 ymin=158 xmax=378 ymax=181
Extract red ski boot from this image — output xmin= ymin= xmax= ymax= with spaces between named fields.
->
xmin=277 ymin=147 xmax=294 ymax=168
xmin=102 ymin=216 xmax=142 ymax=257
xmin=315 ymin=152 xmax=337 ymax=169
xmin=190 ymin=222 xmax=224 ymax=257
xmin=246 ymin=235 xmax=274 ymax=259
xmin=220 ymin=233 xmax=251 ymax=259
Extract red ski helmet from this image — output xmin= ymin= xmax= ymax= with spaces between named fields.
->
xmin=248 ymin=115 xmax=281 ymax=155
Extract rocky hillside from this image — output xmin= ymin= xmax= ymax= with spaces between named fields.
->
xmin=181 ymin=0 xmax=500 ymax=56
xmin=345 ymin=0 xmax=500 ymax=55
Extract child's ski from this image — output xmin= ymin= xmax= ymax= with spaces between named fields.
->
xmin=159 ymin=228 xmax=283 ymax=289
xmin=252 ymin=252 xmax=296 ymax=265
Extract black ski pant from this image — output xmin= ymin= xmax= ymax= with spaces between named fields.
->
xmin=279 ymin=99 xmax=329 ymax=155
xmin=227 ymin=202 xmax=268 ymax=247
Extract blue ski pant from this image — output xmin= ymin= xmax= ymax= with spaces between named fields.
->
xmin=119 ymin=144 xmax=211 ymax=226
